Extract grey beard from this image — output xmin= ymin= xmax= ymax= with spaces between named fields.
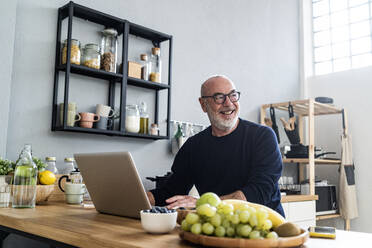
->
xmin=207 ymin=110 xmax=239 ymax=131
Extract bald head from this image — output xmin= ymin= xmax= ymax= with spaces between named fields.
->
xmin=201 ymin=75 xmax=236 ymax=97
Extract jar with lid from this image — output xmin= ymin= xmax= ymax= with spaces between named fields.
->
xmin=150 ymin=123 xmax=159 ymax=136
xmin=82 ymin=43 xmax=100 ymax=69
xmin=125 ymin=104 xmax=140 ymax=133
xmin=139 ymin=101 xmax=149 ymax=134
xmin=140 ymin=54 xmax=150 ymax=80
xmin=64 ymin=158 xmax=75 ymax=174
xmin=100 ymin=28 xmax=118 ymax=73
xmin=45 ymin=157 xmax=58 ymax=174
xmin=149 ymin=47 xmax=161 ymax=83
xmin=61 ymin=39 xmax=81 ymax=65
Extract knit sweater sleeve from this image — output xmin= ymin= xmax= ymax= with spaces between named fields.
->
xmin=150 ymin=138 xmax=195 ymax=206
xmin=240 ymin=126 xmax=282 ymax=205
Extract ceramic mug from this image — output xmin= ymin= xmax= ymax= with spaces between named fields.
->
xmin=96 ymin=104 xmax=114 ymax=118
xmin=94 ymin=116 xmax=113 ymax=130
xmin=61 ymin=183 xmax=86 ymax=205
xmin=59 ymin=103 xmax=81 ymax=127
xmin=79 ymin=112 xmax=100 ymax=128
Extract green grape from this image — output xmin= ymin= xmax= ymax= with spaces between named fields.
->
xmin=222 ymin=203 xmax=234 ymax=215
xmin=202 ymin=222 xmax=214 ymax=235
xmin=185 ymin=212 xmax=200 ymax=225
xmin=235 ymin=224 xmax=244 ymax=236
xmin=249 ymin=230 xmax=262 ymax=239
xmin=222 ymin=219 xmax=231 ymax=229
xmin=196 ymin=192 xmax=221 ymax=207
xmin=191 ymin=223 xmax=202 ymax=235
xmin=181 ymin=219 xmax=191 ymax=231
xmin=256 ymin=208 xmax=269 ymax=222
xmin=236 ymin=203 xmax=249 ymax=211
xmin=261 ymin=219 xmax=272 ymax=230
xmin=247 ymin=206 xmax=256 ymax=215
xmin=226 ymin=226 xmax=235 ymax=237
xmin=249 ymin=213 xmax=258 ymax=227
xmin=214 ymin=226 xmax=226 ymax=237
xmin=230 ymin=214 xmax=240 ymax=225
xmin=197 ymin=203 xmax=216 ymax=217
xmin=239 ymin=210 xmax=250 ymax=223
xmin=266 ymin=231 xmax=279 ymax=239
xmin=210 ymin=213 xmax=222 ymax=227
xmin=240 ymin=224 xmax=252 ymax=238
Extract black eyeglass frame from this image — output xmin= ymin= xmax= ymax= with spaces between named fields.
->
xmin=201 ymin=91 xmax=241 ymax=104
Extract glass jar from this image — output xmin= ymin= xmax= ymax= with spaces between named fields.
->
xmin=45 ymin=156 xmax=58 ymax=174
xmin=150 ymin=123 xmax=159 ymax=136
xmin=125 ymin=104 xmax=140 ymax=133
xmin=82 ymin=43 xmax=100 ymax=69
xmin=12 ymin=144 xmax=38 ymax=208
xmin=100 ymin=28 xmax=118 ymax=73
xmin=150 ymin=47 xmax=161 ymax=83
xmin=61 ymin=39 xmax=81 ymax=65
xmin=140 ymin=54 xmax=149 ymax=80
xmin=64 ymin=158 xmax=75 ymax=174
xmin=139 ymin=101 xmax=149 ymax=134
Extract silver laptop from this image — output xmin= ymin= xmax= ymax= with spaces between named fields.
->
xmin=74 ymin=151 xmax=151 ymax=219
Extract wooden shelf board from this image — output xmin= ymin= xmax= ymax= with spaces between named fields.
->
xmin=316 ymin=213 xmax=341 ymax=220
xmin=54 ymin=127 xmax=168 ymax=140
xmin=283 ymin=158 xmax=341 ymax=164
xmin=281 ymin=194 xmax=318 ymax=203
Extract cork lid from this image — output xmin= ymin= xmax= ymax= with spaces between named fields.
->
xmin=140 ymin=54 xmax=148 ymax=61
xmin=45 ymin=157 xmax=56 ymax=161
xmin=152 ymin=47 xmax=160 ymax=55
xmin=64 ymin=158 xmax=75 ymax=162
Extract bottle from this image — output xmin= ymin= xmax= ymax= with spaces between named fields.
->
xmin=125 ymin=104 xmax=140 ymax=133
xmin=149 ymin=47 xmax=161 ymax=83
xmin=101 ymin=28 xmax=118 ymax=72
xmin=64 ymin=158 xmax=75 ymax=174
xmin=139 ymin=102 xmax=149 ymax=134
xmin=61 ymin=39 xmax=81 ymax=65
xmin=12 ymin=144 xmax=38 ymax=208
xmin=45 ymin=157 xmax=58 ymax=174
xmin=140 ymin=54 xmax=150 ymax=80
xmin=82 ymin=43 xmax=100 ymax=69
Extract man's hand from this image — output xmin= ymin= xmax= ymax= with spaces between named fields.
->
xmin=165 ymin=195 xmax=197 ymax=209
xmin=220 ymin=190 xmax=247 ymax=201
xmin=146 ymin=191 xmax=155 ymax=206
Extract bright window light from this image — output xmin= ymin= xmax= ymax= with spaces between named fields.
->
xmin=312 ymin=0 xmax=372 ymax=75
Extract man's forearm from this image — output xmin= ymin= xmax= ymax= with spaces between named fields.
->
xmin=146 ymin=191 xmax=155 ymax=205
xmin=220 ymin=190 xmax=247 ymax=201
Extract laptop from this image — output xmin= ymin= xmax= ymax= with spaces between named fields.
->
xmin=74 ymin=151 xmax=151 ymax=219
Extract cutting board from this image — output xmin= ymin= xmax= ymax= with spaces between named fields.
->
xmin=179 ymin=229 xmax=309 ymax=248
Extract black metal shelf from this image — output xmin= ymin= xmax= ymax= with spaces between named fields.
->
xmin=52 ymin=1 xmax=173 ymax=140
xmin=55 ymin=127 xmax=167 ymax=140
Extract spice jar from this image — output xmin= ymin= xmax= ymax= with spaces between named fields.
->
xmin=125 ymin=104 xmax=140 ymax=133
xmin=149 ymin=47 xmax=161 ymax=83
xmin=150 ymin=123 xmax=159 ymax=135
xmin=100 ymin=28 xmax=118 ymax=73
xmin=140 ymin=54 xmax=150 ymax=80
xmin=63 ymin=158 xmax=75 ymax=174
xmin=45 ymin=157 xmax=58 ymax=174
xmin=61 ymin=39 xmax=81 ymax=65
xmin=82 ymin=43 xmax=100 ymax=69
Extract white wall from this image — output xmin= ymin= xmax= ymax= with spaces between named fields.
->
xmin=307 ymin=67 xmax=372 ymax=233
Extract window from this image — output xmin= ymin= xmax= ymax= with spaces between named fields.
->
xmin=312 ymin=0 xmax=372 ymax=75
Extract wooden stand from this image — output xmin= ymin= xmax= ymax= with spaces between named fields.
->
xmin=261 ymin=99 xmax=350 ymax=230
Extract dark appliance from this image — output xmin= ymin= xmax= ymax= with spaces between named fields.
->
xmin=315 ymin=185 xmax=338 ymax=215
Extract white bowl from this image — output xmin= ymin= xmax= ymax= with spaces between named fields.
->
xmin=140 ymin=210 xmax=178 ymax=234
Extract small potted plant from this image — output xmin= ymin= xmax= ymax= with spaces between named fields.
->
xmin=0 ymin=157 xmax=14 ymax=207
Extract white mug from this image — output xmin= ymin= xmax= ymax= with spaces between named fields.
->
xmin=64 ymin=183 xmax=86 ymax=204
xmin=96 ymin=104 xmax=114 ymax=118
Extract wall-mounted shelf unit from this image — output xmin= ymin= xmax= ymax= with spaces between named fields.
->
xmin=52 ymin=1 xmax=172 ymax=140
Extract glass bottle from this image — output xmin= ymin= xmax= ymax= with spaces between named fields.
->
xmin=45 ymin=157 xmax=58 ymax=174
xmin=149 ymin=47 xmax=161 ymax=83
xmin=140 ymin=54 xmax=149 ymax=80
xmin=61 ymin=39 xmax=81 ymax=65
xmin=139 ymin=102 xmax=149 ymax=134
xmin=82 ymin=43 xmax=100 ymax=69
xmin=100 ymin=28 xmax=118 ymax=73
xmin=125 ymin=104 xmax=140 ymax=133
xmin=64 ymin=158 xmax=75 ymax=174
xmin=12 ymin=144 xmax=38 ymax=208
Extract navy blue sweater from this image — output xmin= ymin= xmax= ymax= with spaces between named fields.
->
xmin=151 ymin=119 xmax=284 ymax=216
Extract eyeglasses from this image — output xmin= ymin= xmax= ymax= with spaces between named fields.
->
xmin=201 ymin=91 xmax=241 ymax=104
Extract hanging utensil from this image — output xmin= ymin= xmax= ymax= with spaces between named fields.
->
xmin=270 ymin=106 xmax=280 ymax=143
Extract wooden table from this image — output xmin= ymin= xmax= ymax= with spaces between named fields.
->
xmin=0 ymin=202 xmax=370 ymax=248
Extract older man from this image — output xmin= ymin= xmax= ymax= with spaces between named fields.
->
xmin=147 ymin=75 xmax=284 ymax=216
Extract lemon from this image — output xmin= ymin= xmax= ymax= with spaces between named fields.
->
xmin=38 ymin=171 xmax=56 ymax=185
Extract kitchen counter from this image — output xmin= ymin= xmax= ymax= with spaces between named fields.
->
xmin=0 ymin=202 xmax=370 ymax=248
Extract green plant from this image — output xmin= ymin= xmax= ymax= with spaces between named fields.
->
xmin=0 ymin=157 xmax=14 ymax=175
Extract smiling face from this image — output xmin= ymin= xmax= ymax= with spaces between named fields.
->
xmin=199 ymin=76 xmax=240 ymax=136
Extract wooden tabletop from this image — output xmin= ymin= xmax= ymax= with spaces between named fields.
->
xmin=0 ymin=202 xmax=370 ymax=248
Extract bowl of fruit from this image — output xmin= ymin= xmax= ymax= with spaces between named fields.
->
xmin=179 ymin=192 xmax=308 ymax=248
xmin=140 ymin=206 xmax=178 ymax=234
